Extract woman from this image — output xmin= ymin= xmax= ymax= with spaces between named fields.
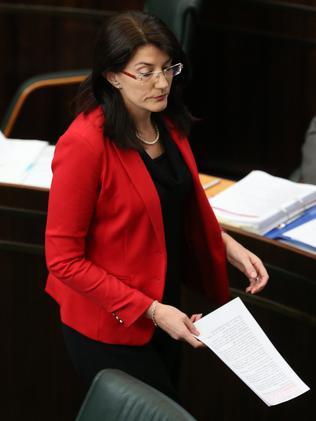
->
xmin=45 ymin=11 xmax=268 ymax=401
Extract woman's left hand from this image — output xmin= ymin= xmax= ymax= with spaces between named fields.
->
xmin=221 ymin=232 xmax=269 ymax=294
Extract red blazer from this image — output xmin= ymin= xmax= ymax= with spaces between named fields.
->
xmin=45 ymin=107 xmax=229 ymax=345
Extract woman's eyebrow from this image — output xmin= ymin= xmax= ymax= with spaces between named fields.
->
xmin=134 ymin=62 xmax=153 ymax=67
xmin=134 ymin=59 xmax=172 ymax=67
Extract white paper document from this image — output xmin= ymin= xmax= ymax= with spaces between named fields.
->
xmin=194 ymin=298 xmax=310 ymax=406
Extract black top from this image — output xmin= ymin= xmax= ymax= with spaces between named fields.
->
xmin=140 ymin=121 xmax=193 ymax=306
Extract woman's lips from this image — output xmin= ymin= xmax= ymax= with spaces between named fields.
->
xmin=153 ymin=94 xmax=167 ymax=101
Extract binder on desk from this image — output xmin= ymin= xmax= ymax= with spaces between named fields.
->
xmin=209 ymin=171 xmax=316 ymax=235
xmin=265 ymin=205 xmax=316 ymax=253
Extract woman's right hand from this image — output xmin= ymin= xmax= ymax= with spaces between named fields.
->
xmin=146 ymin=302 xmax=204 ymax=348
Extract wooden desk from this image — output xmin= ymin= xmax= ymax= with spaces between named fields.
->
xmin=0 ymin=183 xmax=85 ymax=421
xmin=1 ymin=177 xmax=315 ymax=421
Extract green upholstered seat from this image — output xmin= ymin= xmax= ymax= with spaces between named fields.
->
xmin=144 ymin=0 xmax=203 ymax=55
xmin=75 ymin=369 xmax=196 ymax=421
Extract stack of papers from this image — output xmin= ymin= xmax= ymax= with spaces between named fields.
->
xmin=0 ymin=130 xmax=54 ymax=189
xmin=194 ymin=298 xmax=310 ymax=406
xmin=209 ymin=171 xmax=316 ymax=235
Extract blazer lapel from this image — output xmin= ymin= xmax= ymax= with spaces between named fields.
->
xmin=114 ymin=145 xmax=166 ymax=253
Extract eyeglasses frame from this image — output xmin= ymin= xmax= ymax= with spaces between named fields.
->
xmin=121 ymin=62 xmax=183 ymax=82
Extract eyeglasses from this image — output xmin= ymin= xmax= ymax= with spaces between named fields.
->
xmin=121 ymin=62 xmax=183 ymax=83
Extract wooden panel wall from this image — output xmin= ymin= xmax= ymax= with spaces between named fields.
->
xmin=188 ymin=0 xmax=316 ymax=178
xmin=2 ymin=1 xmax=316 ymax=179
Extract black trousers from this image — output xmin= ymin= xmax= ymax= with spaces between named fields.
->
xmin=62 ymin=324 xmax=181 ymax=402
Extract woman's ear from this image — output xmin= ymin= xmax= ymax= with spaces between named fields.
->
xmin=104 ymin=71 xmax=122 ymax=89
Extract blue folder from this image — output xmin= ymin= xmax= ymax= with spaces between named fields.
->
xmin=265 ymin=205 xmax=316 ymax=253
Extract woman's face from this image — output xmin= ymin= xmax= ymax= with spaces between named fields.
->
xmin=107 ymin=44 xmax=173 ymax=119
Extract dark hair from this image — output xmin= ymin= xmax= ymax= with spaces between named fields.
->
xmin=75 ymin=11 xmax=193 ymax=149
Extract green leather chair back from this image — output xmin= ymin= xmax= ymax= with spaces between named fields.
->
xmin=0 ymin=69 xmax=89 ymax=137
xmin=75 ymin=369 xmax=196 ymax=421
xmin=144 ymin=0 xmax=203 ymax=55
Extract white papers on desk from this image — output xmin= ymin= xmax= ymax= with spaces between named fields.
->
xmin=194 ymin=298 xmax=310 ymax=406
xmin=209 ymin=171 xmax=316 ymax=234
xmin=21 ymin=144 xmax=55 ymax=188
xmin=0 ymin=131 xmax=54 ymax=188
xmin=0 ymin=130 xmax=6 ymax=142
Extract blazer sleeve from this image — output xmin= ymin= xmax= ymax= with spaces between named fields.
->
xmin=45 ymin=131 xmax=152 ymax=328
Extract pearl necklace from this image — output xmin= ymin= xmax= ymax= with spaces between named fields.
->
xmin=136 ymin=124 xmax=160 ymax=145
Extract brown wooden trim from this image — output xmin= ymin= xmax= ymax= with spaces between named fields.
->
xmin=0 ymin=181 xmax=49 ymax=192
xmin=0 ymin=205 xmax=46 ymax=217
xmin=2 ymin=2 xmax=316 ymax=18
xmin=0 ymin=239 xmax=44 ymax=255
xmin=0 ymin=3 xmax=112 ymax=21
xmin=230 ymin=288 xmax=316 ymax=327
xmin=247 ymin=0 xmax=316 ymax=15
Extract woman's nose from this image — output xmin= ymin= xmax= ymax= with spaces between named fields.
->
xmin=154 ymin=72 xmax=169 ymax=88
